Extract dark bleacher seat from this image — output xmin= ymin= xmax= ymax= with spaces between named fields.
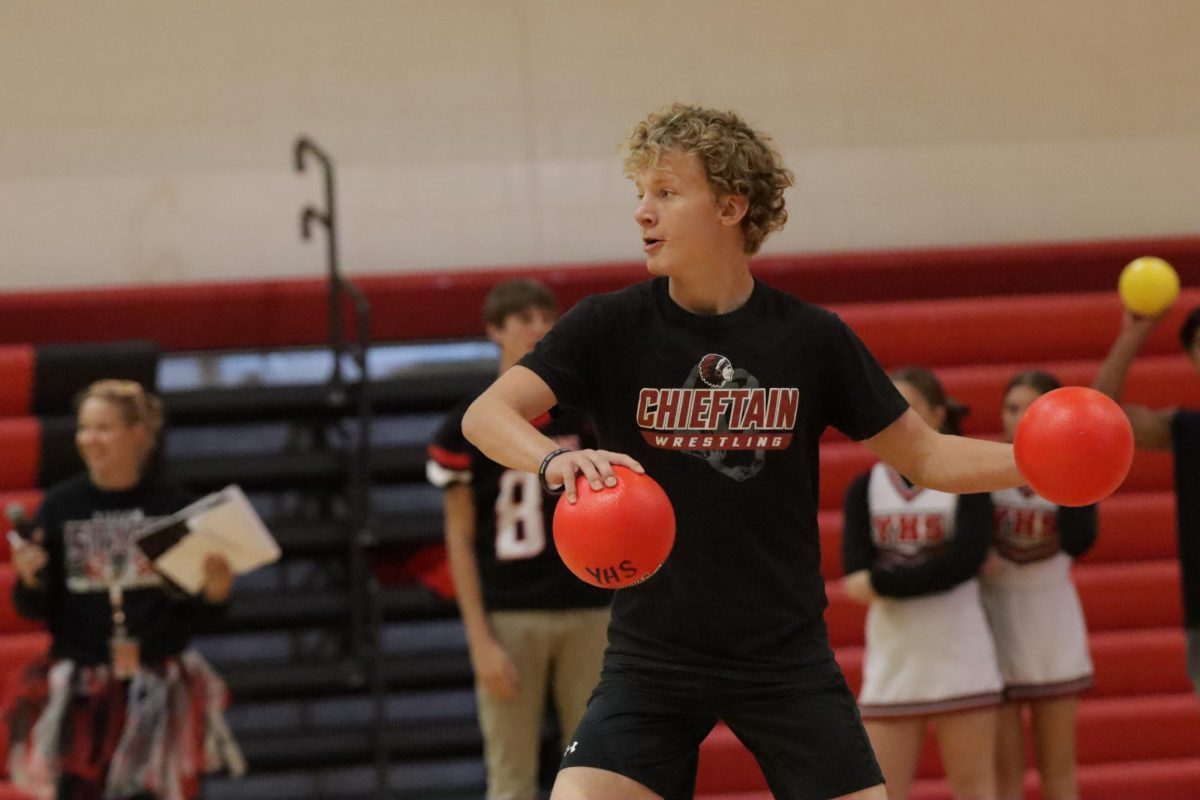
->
xmin=31 ymin=340 xmax=159 ymax=416
xmin=162 ymin=371 xmax=491 ymax=424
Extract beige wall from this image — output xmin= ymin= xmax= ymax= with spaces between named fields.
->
xmin=2 ymin=0 xmax=1198 ymax=289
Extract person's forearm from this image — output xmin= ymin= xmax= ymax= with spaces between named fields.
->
xmin=870 ymin=496 xmax=991 ymax=596
xmin=868 ymin=410 xmax=1021 ymax=496
xmin=442 ymin=485 xmax=497 ymax=647
xmin=1093 ymin=328 xmax=1151 ymax=401
xmin=910 ymin=435 xmax=1022 ymax=494
xmin=462 ymin=389 xmax=559 ymax=473
xmin=445 ymin=528 xmax=495 ymax=646
xmin=870 ymin=557 xmax=972 ymax=598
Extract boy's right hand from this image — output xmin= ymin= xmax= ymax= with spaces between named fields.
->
xmin=546 ymin=449 xmax=645 ymax=503
xmin=471 ymin=634 xmax=519 ymax=700
xmin=10 ymin=530 xmax=48 ymax=589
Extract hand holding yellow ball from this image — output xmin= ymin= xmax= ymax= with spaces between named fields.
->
xmin=1118 ymin=256 xmax=1180 ymax=317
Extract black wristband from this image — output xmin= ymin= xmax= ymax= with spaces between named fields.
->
xmin=538 ymin=448 xmax=571 ymax=495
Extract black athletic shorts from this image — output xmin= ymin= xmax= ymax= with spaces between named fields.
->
xmin=559 ymin=658 xmax=883 ymax=800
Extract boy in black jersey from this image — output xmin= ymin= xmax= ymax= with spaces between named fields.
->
xmin=1094 ymin=306 xmax=1200 ymax=699
xmin=427 ymin=279 xmax=610 ymax=800
xmin=463 ymin=105 xmax=1025 ymax=800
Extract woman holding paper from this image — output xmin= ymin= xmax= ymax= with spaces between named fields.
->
xmin=6 ymin=379 xmax=244 ymax=800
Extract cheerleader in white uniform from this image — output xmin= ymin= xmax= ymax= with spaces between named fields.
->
xmin=982 ymin=371 xmax=1097 ymax=800
xmin=843 ymin=367 xmax=1003 ymax=800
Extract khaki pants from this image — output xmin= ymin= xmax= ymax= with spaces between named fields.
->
xmin=477 ymin=607 xmax=610 ymax=800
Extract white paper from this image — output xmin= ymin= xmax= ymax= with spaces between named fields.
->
xmin=136 ymin=485 xmax=280 ymax=594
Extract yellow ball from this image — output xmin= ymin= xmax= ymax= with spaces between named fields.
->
xmin=1119 ymin=256 xmax=1180 ymax=316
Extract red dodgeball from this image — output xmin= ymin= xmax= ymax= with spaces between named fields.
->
xmin=553 ymin=466 xmax=676 ymax=589
xmin=1013 ymin=386 xmax=1134 ymax=507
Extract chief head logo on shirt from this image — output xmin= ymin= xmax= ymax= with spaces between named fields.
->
xmin=698 ymin=353 xmax=734 ymax=387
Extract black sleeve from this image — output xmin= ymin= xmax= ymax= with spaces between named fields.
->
xmin=426 ymin=402 xmax=473 ymax=489
xmin=518 ymin=295 xmax=605 ymax=412
xmin=11 ymin=573 xmax=50 ymax=621
xmin=186 ymin=594 xmax=231 ymax=625
xmin=12 ymin=505 xmax=59 ymax=622
xmin=1058 ymin=504 xmax=1098 ymax=558
xmin=869 ymin=493 xmax=993 ymax=598
xmin=823 ymin=315 xmax=909 ymax=441
xmin=432 ymin=403 xmax=469 ymax=455
xmin=841 ymin=473 xmax=876 ymax=574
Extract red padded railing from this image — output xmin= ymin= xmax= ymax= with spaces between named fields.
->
xmin=0 ymin=346 xmax=33 ymax=417
xmin=0 ymin=420 xmax=39 ymax=494
xmin=0 ymin=236 xmax=1195 ymax=351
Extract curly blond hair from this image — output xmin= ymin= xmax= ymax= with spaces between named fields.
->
xmin=623 ymin=103 xmax=794 ymax=255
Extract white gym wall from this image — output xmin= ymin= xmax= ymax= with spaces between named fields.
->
xmin=1 ymin=1 xmax=1197 ymax=289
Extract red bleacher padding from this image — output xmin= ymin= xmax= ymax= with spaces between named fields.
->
xmin=925 ymin=356 xmax=1200 ymax=436
xmin=1083 ymin=491 xmax=1178 ymax=564
xmin=699 ymin=753 xmax=1200 ymax=800
xmin=0 ymin=784 xmax=36 ymax=800
xmin=0 ymin=419 xmax=38 ymax=493
xmin=831 ymin=288 xmax=1200 ymax=369
xmin=1075 ymin=694 xmax=1200 ymax=764
xmin=1089 ymin=628 xmax=1191 ymax=696
xmin=0 ymin=346 xmax=34 ymax=418
xmin=905 ymin=696 xmax=1200 ymax=788
xmin=0 ymin=566 xmax=45 ymax=635
xmin=0 ymin=633 xmax=50 ymax=706
xmin=824 ymin=581 xmax=868 ymax=648
xmin=753 ymin=236 xmax=1200 ymax=305
xmin=696 ymin=695 xmax=1199 ymax=795
xmin=903 ymin=757 xmax=1200 ymax=800
xmin=818 ymin=443 xmax=876 ymax=512
xmin=0 ymin=237 xmax=1195 ymax=351
xmin=1101 ymin=449 xmax=1174 ymax=496
xmin=1073 ymin=560 xmax=1183 ymax=631
xmin=1053 ymin=757 xmax=1200 ymax=800
xmin=816 ymin=511 xmax=842 ymax=580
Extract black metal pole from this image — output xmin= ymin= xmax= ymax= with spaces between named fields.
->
xmin=294 ymin=137 xmax=385 ymax=799
xmin=294 ymin=137 xmax=348 ymax=392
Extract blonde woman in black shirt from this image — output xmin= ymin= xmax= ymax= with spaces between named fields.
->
xmin=8 ymin=380 xmax=242 ymax=800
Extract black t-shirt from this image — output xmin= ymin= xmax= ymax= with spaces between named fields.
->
xmin=427 ymin=398 xmax=611 ymax=611
xmin=1172 ymin=410 xmax=1200 ymax=628
xmin=12 ymin=473 xmax=226 ymax=665
xmin=519 ymin=277 xmax=908 ymax=677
